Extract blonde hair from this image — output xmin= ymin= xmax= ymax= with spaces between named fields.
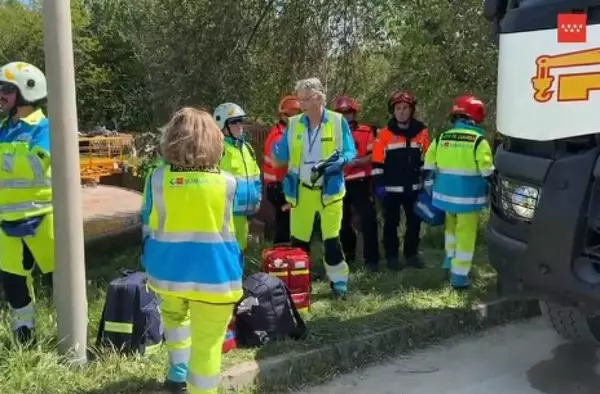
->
xmin=294 ymin=77 xmax=326 ymax=103
xmin=160 ymin=107 xmax=223 ymax=168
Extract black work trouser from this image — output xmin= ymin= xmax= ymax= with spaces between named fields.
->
xmin=266 ymin=182 xmax=290 ymax=244
xmin=1 ymin=241 xmax=52 ymax=314
xmin=382 ymin=191 xmax=422 ymax=260
xmin=340 ymin=178 xmax=380 ymax=266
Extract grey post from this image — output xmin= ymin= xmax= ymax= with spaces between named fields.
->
xmin=42 ymin=0 xmax=88 ymax=364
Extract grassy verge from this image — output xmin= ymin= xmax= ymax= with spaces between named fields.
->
xmin=0 ymin=215 xmax=498 ymax=394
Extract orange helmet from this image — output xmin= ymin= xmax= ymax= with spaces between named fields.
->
xmin=388 ymin=91 xmax=416 ymax=113
xmin=450 ymin=95 xmax=485 ymax=124
xmin=333 ymin=95 xmax=359 ymax=113
xmin=278 ymin=95 xmax=301 ymax=116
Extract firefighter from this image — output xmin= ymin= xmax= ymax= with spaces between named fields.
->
xmin=372 ymin=91 xmax=430 ymax=271
xmin=423 ymin=95 xmax=493 ymax=289
xmin=333 ymin=95 xmax=380 ymax=272
xmin=142 ymin=108 xmax=243 ymax=394
xmin=0 ymin=62 xmax=54 ymax=344
xmin=271 ymin=77 xmax=357 ymax=298
xmin=213 ymin=102 xmax=262 ymax=251
xmin=263 ymin=95 xmax=301 ymax=244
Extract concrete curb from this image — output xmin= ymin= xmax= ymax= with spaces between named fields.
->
xmin=220 ymin=297 xmax=541 ymax=393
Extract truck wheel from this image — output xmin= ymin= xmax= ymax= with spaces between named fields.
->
xmin=539 ymin=300 xmax=600 ymax=344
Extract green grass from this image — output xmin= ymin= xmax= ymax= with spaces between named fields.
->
xmin=0 ymin=213 xmax=497 ymax=394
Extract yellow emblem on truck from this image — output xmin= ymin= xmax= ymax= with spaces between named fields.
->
xmin=531 ymin=48 xmax=600 ymax=103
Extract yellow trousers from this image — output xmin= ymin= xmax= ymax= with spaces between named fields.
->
xmin=233 ymin=215 xmax=248 ymax=251
xmin=160 ymin=294 xmax=234 ymax=394
xmin=444 ymin=212 xmax=479 ymax=277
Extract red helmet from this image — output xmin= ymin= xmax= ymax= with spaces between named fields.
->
xmin=450 ymin=95 xmax=485 ymax=124
xmin=278 ymin=95 xmax=301 ymax=116
xmin=333 ymin=95 xmax=359 ymax=113
xmin=388 ymin=91 xmax=416 ymax=113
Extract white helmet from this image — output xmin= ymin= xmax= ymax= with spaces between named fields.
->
xmin=213 ymin=102 xmax=246 ymax=130
xmin=0 ymin=62 xmax=47 ymax=103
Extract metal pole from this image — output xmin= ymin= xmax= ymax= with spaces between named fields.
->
xmin=42 ymin=0 xmax=88 ymax=364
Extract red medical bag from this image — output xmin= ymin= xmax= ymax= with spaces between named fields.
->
xmin=261 ymin=246 xmax=311 ymax=312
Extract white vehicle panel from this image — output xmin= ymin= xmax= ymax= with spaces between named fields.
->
xmin=497 ymin=24 xmax=600 ymax=141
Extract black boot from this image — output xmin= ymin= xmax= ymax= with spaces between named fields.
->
xmin=14 ymin=326 xmax=35 ymax=346
xmin=164 ymin=380 xmax=188 ymax=394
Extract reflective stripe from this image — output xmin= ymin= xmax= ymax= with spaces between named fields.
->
xmin=438 ymin=168 xmax=480 ymax=176
xmin=263 ymin=172 xmax=277 ymax=181
xmin=142 ymin=225 xmax=150 ymax=238
xmin=236 ymin=175 xmax=261 ymax=183
xmin=386 ymin=141 xmax=422 ymax=150
xmin=269 ymin=269 xmax=310 ymax=277
xmin=169 ymin=347 xmax=191 ymax=365
xmin=148 ymin=275 xmax=243 ymax=295
xmin=165 ymin=324 xmax=191 ymax=342
xmin=11 ymin=303 xmax=34 ymax=331
xmin=444 ymin=234 xmax=456 ymax=257
xmin=263 ymin=156 xmax=274 ymax=166
xmin=0 ymin=179 xmax=51 ymax=188
xmin=2 ymin=153 xmax=14 ymax=172
xmin=423 ymin=163 xmax=436 ymax=171
xmin=424 ymin=179 xmax=434 ymax=187
xmin=345 ymin=171 xmax=366 ymax=180
xmin=451 ymin=264 xmax=471 ymax=276
xmin=455 ymin=251 xmax=474 ymax=262
xmin=324 ymin=261 xmax=349 ymax=283
xmin=432 ymin=192 xmax=486 ymax=205
xmin=385 ymin=184 xmax=422 ymax=192
xmin=149 ymin=166 xmax=237 ymax=243
xmin=105 ymin=321 xmax=133 ymax=334
xmin=27 ymin=154 xmax=45 ymax=179
xmin=415 ymin=201 xmax=435 ymax=218
xmin=480 ymin=168 xmax=494 ymax=177
xmin=188 ymin=372 xmax=220 ymax=391
xmin=0 ymin=201 xmax=52 ymax=214
xmin=371 ymin=168 xmax=383 ymax=175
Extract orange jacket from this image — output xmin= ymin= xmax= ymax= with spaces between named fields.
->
xmin=263 ymin=122 xmax=288 ymax=183
xmin=372 ymin=119 xmax=430 ymax=193
xmin=344 ymin=122 xmax=376 ymax=181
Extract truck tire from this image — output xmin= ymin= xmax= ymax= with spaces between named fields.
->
xmin=539 ymin=300 xmax=600 ymax=344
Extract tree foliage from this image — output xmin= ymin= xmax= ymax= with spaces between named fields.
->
xmin=0 ymin=0 xmax=498 ymax=135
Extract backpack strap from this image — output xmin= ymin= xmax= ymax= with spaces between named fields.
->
xmin=283 ymin=286 xmax=308 ymax=340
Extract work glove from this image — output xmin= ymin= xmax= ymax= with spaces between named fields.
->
xmin=375 ymin=185 xmax=387 ymax=200
xmin=423 ymin=170 xmax=435 ymax=195
xmin=324 ymin=157 xmax=347 ymax=175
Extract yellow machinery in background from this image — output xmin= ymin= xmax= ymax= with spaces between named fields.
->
xmin=79 ymin=134 xmax=134 ymax=184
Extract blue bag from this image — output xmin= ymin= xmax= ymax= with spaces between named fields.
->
xmin=414 ymin=190 xmax=445 ymax=226
xmin=96 ymin=270 xmax=164 ymax=355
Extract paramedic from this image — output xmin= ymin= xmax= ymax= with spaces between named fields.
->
xmin=0 ymin=62 xmax=54 ymax=344
xmin=423 ymin=95 xmax=494 ymax=289
xmin=271 ymin=77 xmax=357 ymax=298
xmin=213 ymin=102 xmax=262 ymax=251
xmin=142 ymin=107 xmax=243 ymax=394
xmin=372 ymin=91 xmax=430 ymax=270
xmin=263 ymin=95 xmax=301 ymax=243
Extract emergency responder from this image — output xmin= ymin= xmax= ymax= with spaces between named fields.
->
xmin=272 ymin=77 xmax=357 ymax=297
xmin=372 ymin=91 xmax=430 ymax=271
xmin=263 ymin=95 xmax=301 ymax=244
xmin=142 ymin=107 xmax=243 ymax=394
xmin=423 ymin=95 xmax=493 ymax=289
xmin=333 ymin=95 xmax=380 ymax=272
xmin=0 ymin=62 xmax=54 ymax=344
xmin=214 ymin=102 xmax=262 ymax=251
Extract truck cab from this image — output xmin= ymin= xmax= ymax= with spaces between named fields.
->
xmin=484 ymin=0 xmax=600 ymax=343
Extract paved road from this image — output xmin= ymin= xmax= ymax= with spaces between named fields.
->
xmin=295 ymin=317 xmax=600 ymax=394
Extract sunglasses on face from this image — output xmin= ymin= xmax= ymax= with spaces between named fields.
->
xmin=228 ymin=118 xmax=244 ymax=126
xmin=0 ymin=83 xmax=17 ymax=94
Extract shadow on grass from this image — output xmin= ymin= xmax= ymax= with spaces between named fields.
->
xmin=81 ymin=378 xmax=163 ymax=394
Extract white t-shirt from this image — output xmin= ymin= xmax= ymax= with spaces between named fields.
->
xmin=298 ymin=126 xmax=323 ymax=186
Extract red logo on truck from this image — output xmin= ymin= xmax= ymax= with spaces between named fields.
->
xmin=557 ymin=13 xmax=587 ymax=43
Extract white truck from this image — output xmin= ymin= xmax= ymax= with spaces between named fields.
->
xmin=483 ymin=0 xmax=600 ymax=343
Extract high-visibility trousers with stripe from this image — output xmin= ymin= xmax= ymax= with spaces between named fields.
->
xmin=443 ymin=212 xmax=479 ymax=277
xmin=160 ymin=294 xmax=234 ymax=394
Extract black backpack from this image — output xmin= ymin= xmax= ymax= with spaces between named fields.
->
xmin=234 ymin=272 xmax=307 ymax=347
xmin=96 ymin=270 xmax=164 ymax=355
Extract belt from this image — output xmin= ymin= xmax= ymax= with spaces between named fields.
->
xmin=301 ymin=182 xmax=322 ymax=190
